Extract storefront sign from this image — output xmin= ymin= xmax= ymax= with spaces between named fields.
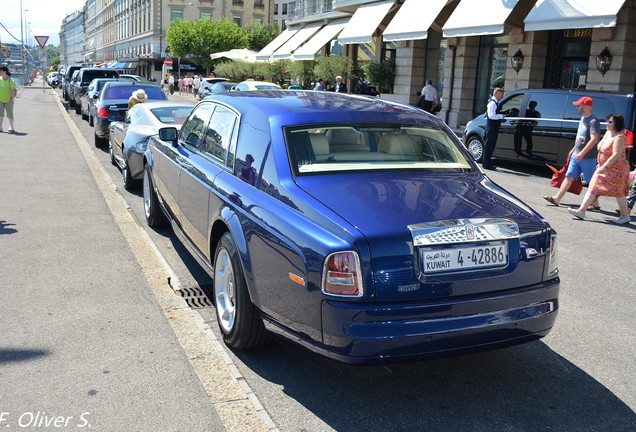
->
xmin=563 ymin=28 xmax=592 ymax=39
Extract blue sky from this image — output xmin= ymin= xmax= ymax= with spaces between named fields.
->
xmin=1 ymin=0 xmax=86 ymax=47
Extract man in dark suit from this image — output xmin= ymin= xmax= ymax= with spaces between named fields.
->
xmin=333 ymin=76 xmax=347 ymax=93
xmin=482 ymin=87 xmax=506 ymax=170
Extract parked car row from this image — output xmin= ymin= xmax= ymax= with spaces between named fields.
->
xmin=64 ymin=71 xmax=196 ymax=189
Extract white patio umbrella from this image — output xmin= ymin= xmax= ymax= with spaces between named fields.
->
xmin=209 ymin=49 xmax=258 ymax=63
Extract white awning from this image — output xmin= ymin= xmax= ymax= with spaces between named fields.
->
xmin=272 ymin=22 xmax=325 ymax=59
xmin=383 ymin=0 xmax=447 ymax=41
xmin=524 ymin=0 xmax=626 ymax=31
xmin=443 ymin=0 xmax=519 ymax=37
xmin=338 ymin=0 xmax=395 ymax=45
xmin=292 ymin=19 xmax=350 ymax=60
xmin=255 ymin=27 xmax=300 ymax=61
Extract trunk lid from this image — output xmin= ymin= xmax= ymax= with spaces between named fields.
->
xmin=294 ymin=172 xmax=549 ymax=301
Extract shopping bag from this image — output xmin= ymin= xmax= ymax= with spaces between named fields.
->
xmin=547 ymin=155 xmax=583 ymax=195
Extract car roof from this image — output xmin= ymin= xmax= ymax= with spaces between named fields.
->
xmin=206 ymin=91 xmax=433 ymax=127
xmin=102 ymin=81 xmax=162 ymax=88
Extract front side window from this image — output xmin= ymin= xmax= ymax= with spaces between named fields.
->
xmin=202 ymin=105 xmax=236 ymax=164
xmin=286 ymin=123 xmax=473 ymax=175
xmin=180 ymin=103 xmax=215 ymax=149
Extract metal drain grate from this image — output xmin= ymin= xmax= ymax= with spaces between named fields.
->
xmin=176 ymin=285 xmax=214 ymax=309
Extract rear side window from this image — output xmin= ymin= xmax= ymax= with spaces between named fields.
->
xmin=527 ymin=93 xmax=567 ymax=121
xmin=564 ymin=95 xmax=626 ymax=121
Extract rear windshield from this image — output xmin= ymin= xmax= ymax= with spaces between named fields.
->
xmin=103 ymin=86 xmax=165 ymax=100
xmin=286 ymin=123 xmax=474 ymax=175
xmin=82 ymin=70 xmax=119 ymax=85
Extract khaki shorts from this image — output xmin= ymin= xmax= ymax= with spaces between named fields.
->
xmin=0 ymin=101 xmax=14 ymax=119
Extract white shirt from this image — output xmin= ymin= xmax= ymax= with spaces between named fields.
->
xmin=487 ymin=96 xmax=504 ymax=120
xmin=192 ymin=78 xmax=201 ymax=89
xmin=421 ymin=84 xmax=437 ymax=101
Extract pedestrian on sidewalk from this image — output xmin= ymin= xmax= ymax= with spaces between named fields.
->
xmin=568 ymin=113 xmax=632 ymax=224
xmin=418 ymin=80 xmax=437 ymax=113
xmin=0 ymin=65 xmax=17 ymax=133
xmin=543 ymin=96 xmax=600 ymax=208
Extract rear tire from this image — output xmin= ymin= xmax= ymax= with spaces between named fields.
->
xmin=123 ymin=162 xmax=140 ymax=190
xmin=143 ymin=165 xmax=167 ymax=227
xmin=213 ymin=232 xmax=269 ymax=349
xmin=75 ymin=101 xmax=81 ymax=114
xmin=88 ymin=112 xmax=94 ymax=127
xmin=94 ymin=130 xmax=107 ymax=148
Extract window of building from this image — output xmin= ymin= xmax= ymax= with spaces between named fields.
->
xmin=544 ymin=29 xmax=591 ymax=89
xmin=253 ymin=18 xmax=262 ymax=26
xmin=473 ymin=34 xmax=509 ymax=116
xmin=274 ymin=4 xmax=278 ymax=15
xmin=200 ymin=11 xmax=212 ymax=20
xmin=282 ymin=3 xmax=288 ymax=14
xmin=171 ymin=9 xmax=184 ymax=22
xmin=233 ymin=16 xmax=242 ymax=26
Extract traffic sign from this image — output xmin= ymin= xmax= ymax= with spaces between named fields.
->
xmin=164 ymin=58 xmax=173 ymax=67
xmin=34 ymin=36 xmax=49 ymax=48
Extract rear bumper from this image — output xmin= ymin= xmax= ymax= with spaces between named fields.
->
xmin=319 ymin=278 xmax=559 ymax=364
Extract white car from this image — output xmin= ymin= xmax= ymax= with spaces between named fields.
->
xmin=232 ymin=80 xmax=282 ymax=91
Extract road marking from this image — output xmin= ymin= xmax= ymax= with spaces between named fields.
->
xmin=54 ymin=94 xmax=277 ymax=432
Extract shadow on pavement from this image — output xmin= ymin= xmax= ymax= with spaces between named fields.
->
xmin=232 ymin=338 xmax=636 ymax=431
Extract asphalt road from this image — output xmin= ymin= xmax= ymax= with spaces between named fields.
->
xmin=19 ymin=84 xmax=636 ymax=431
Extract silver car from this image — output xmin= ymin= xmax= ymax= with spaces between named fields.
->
xmin=109 ymin=101 xmax=195 ymax=189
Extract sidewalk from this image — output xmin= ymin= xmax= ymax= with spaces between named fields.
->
xmin=0 ymin=84 xmax=226 ymax=430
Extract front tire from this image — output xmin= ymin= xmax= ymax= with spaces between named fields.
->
xmin=122 ymin=161 xmax=140 ymax=190
xmin=214 ymin=233 xmax=268 ymax=349
xmin=467 ymin=135 xmax=484 ymax=162
xmin=143 ymin=165 xmax=167 ymax=227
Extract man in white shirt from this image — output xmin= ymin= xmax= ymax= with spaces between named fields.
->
xmin=419 ymin=80 xmax=437 ymax=113
xmin=482 ymin=87 xmax=506 ymax=170
xmin=192 ymin=75 xmax=201 ymax=98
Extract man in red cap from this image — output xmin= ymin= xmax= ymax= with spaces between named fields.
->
xmin=544 ymin=96 xmax=600 ymax=207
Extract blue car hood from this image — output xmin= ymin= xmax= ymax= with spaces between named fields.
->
xmin=294 ymin=172 xmax=549 ymax=301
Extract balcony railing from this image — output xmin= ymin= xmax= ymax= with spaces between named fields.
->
xmin=288 ymin=0 xmax=333 ymax=20
xmin=232 ymin=0 xmax=244 ymax=6
xmin=255 ymin=1 xmax=265 ymax=8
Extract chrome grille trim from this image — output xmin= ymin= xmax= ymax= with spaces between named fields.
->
xmin=409 ymin=218 xmax=519 ymax=246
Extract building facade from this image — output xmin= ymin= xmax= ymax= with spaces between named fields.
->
xmin=264 ymin=0 xmax=636 ymax=130
xmin=60 ymin=0 xmax=275 ymax=80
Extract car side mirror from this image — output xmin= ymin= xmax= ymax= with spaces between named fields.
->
xmin=159 ymin=127 xmax=179 ymax=145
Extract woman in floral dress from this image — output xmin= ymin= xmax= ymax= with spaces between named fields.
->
xmin=568 ymin=114 xmax=631 ymax=224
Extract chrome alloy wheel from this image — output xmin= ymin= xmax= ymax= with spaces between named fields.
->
xmin=214 ymin=249 xmax=236 ymax=333
xmin=467 ymin=136 xmax=484 ymax=162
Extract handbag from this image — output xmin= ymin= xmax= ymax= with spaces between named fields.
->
xmin=547 ymin=155 xmax=583 ymax=195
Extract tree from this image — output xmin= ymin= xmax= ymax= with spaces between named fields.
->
xmin=288 ymin=60 xmax=317 ymax=89
xmin=362 ymin=59 xmax=396 ymax=94
xmin=313 ymin=56 xmax=353 ymax=85
xmin=247 ymin=23 xmax=279 ymax=52
xmin=166 ymin=18 xmax=249 ymax=73
xmin=262 ymin=59 xmax=290 ymax=85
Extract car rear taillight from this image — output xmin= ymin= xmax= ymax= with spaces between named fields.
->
xmin=548 ymin=232 xmax=558 ymax=276
xmin=98 ymin=107 xmax=109 ymax=119
xmin=322 ymin=251 xmax=363 ymax=297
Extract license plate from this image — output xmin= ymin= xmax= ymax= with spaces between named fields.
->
xmin=421 ymin=243 xmax=508 ymax=274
